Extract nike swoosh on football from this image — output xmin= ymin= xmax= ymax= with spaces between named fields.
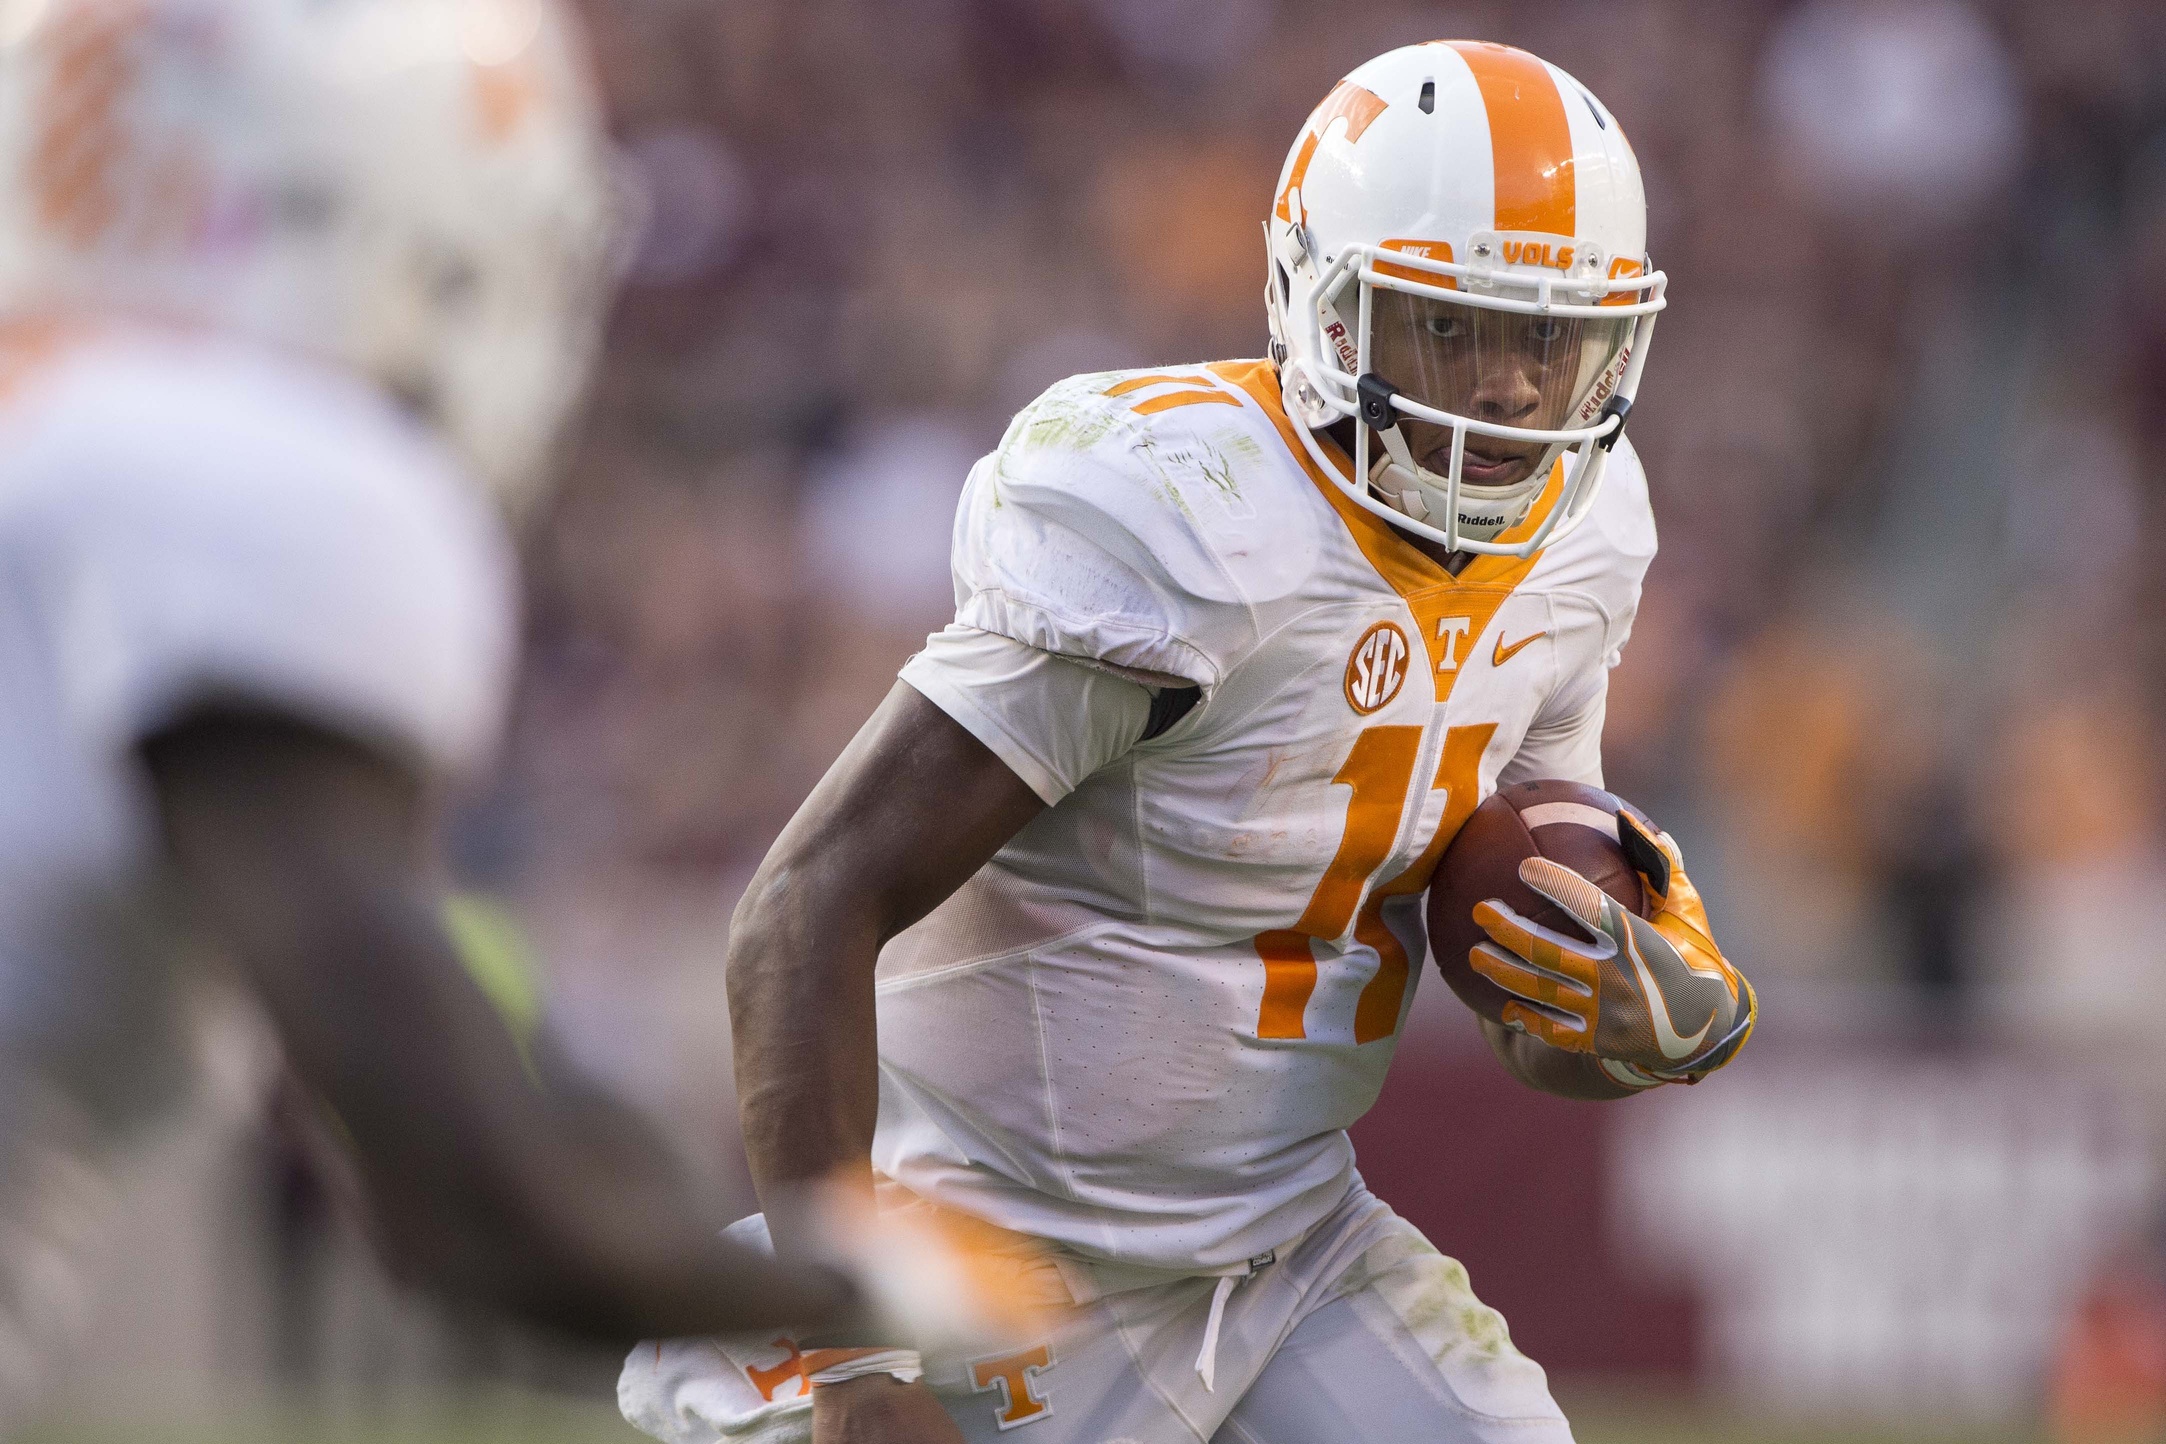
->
xmin=1492 ymin=631 xmax=1545 ymax=666
xmin=1625 ymin=929 xmax=1713 ymax=1060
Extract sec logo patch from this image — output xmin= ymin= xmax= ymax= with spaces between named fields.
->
xmin=1345 ymin=621 xmax=1410 ymax=714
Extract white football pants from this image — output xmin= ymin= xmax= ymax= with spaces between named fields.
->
xmin=621 ymin=1179 xmax=1573 ymax=1444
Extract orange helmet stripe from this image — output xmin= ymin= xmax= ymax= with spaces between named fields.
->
xmin=1445 ymin=41 xmax=1575 ymax=238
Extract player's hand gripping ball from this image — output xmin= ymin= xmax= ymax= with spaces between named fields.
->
xmin=1427 ymin=781 xmax=1757 ymax=1086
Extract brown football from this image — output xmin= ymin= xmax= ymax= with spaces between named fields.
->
xmin=1426 ymin=779 xmax=1661 ymax=1023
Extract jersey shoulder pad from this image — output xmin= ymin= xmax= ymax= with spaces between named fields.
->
xmin=1530 ymin=435 xmax=1657 ymax=599
xmin=949 ymin=366 xmax=1323 ymax=691
xmin=8 ymin=332 xmax=517 ymax=776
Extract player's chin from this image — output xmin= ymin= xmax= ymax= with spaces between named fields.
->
xmin=1421 ymin=443 xmax=1537 ymax=489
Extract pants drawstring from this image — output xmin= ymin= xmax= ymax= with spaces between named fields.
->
xmin=1196 ymin=1275 xmax=1236 ymax=1393
xmin=1194 ymin=1251 xmax=1275 ymax=1392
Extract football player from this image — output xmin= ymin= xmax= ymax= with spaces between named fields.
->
xmin=623 ymin=40 xmax=1756 ymax=1444
xmin=0 ymin=0 xmax=1020 ymax=1425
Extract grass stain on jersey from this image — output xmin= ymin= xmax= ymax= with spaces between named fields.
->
xmin=1131 ymin=432 xmax=1269 ymax=522
xmin=1214 ymin=434 xmax=1270 ymax=493
xmin=1129 ymin=431 xmax=1200 ymax=521
xmin=1020 ymin=377 xmax=1131 ymax=453
xmin=1023 ymin=402 xmax=1124 ymax=454
xmin=1195 ymin=446 xmax=1242 ymax=500
xmin=988 ymin=374 xmax=1270 ymax=524
xmin=987 ymin=379 xmax=1133 ymax=504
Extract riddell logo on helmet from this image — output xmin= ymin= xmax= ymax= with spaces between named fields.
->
xmin=1574 ymin=344 xmax=1631 ymax=424
xmin=1322 ymin=316 xmax=1358 ymax=374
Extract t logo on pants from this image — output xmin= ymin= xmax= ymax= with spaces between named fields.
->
xmin=970 ymin=1344 xmax=1054 ymax=1429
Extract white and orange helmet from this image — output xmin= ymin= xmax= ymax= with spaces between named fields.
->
xmin=1266 ymin=41 xmax=1666 ymax=555
xmin=0 ymin=0 xmax=617 ymax=506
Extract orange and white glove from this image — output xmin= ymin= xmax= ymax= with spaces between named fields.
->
xmin=1468 ymin=814 xmax=1757 ymax=1088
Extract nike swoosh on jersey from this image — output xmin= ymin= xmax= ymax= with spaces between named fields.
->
xmin=1492 ymin=630 xmax=1545 ymax=666
xmin=1625 ymin=927 xmax=1713 ymax=1060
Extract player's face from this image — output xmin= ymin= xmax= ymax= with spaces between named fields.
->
xmin=1366 ymin=290 xmax=1629 ymax=490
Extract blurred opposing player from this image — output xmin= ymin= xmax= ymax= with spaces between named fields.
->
xmin=0 ymin=0 xmax=1027 ymax=1425
xmin=623 ymin=41 xmax=1756 ymax=1444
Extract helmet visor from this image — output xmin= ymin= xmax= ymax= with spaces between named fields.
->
xmin=1367 ymin=286 xmax=1632 ymax=491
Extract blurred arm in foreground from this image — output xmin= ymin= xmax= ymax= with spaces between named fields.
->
xmin=145 ymin=708 xmax=860 ymax=1345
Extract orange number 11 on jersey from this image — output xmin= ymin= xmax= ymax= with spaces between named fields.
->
xmin=1254 ymin=722 xmax=1494 ymax=1043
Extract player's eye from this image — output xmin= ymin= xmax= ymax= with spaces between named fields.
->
xmin=1527 ymin=317 xmax=1563 ymax=344
xmin=1424 ymin=314 xmax=1465 ymax=340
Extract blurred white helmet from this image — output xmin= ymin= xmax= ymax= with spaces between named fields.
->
xmin=1265 ymin=41 xmax=1666 ymax=556
xmin=0 ymin=0 xmax=617 ymax=506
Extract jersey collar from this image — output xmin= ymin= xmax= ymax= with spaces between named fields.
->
xmin=1208 ymin=360 xmax=1560 ymax=591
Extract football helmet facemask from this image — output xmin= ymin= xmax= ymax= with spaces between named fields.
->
xmin=1265 ymin=41 xmax=1667 ymax=555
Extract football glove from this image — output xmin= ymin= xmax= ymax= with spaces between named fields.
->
xmin=1468 ymin=813 xmax=1756 ymax=1087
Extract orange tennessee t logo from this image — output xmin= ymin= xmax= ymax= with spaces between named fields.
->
xmin=970 ymin=1344 xmax=1054 ymax=1429
xmin=745 ymin=1338 xmax=807 ymax=1401
xmin=1275 ymin=81 xmax=1387 ymax=226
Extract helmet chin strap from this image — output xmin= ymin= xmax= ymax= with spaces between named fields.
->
xmin=1365 ymin=436 xmax=1432 ymax=521
xmin=1362 ymin=406 xmax=1549 ymax=545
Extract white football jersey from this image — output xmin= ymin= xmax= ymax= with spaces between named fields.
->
xmin=877 ymin=360 xmax=1654 ymax=1272
xmin=0 ymin=321 xmax=514 ymax=1410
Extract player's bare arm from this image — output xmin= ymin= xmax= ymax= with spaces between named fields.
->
xmin=730 ymin=682 xmax=1045 ymax=1224
xmin=145 ymin=708 xmax=861 ymax=1344
xmin=729 ymin=682 xmax=1044 ymax=1444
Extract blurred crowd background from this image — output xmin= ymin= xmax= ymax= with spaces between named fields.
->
xmin=31 ymin=0 xmax=2166 ymax=1440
